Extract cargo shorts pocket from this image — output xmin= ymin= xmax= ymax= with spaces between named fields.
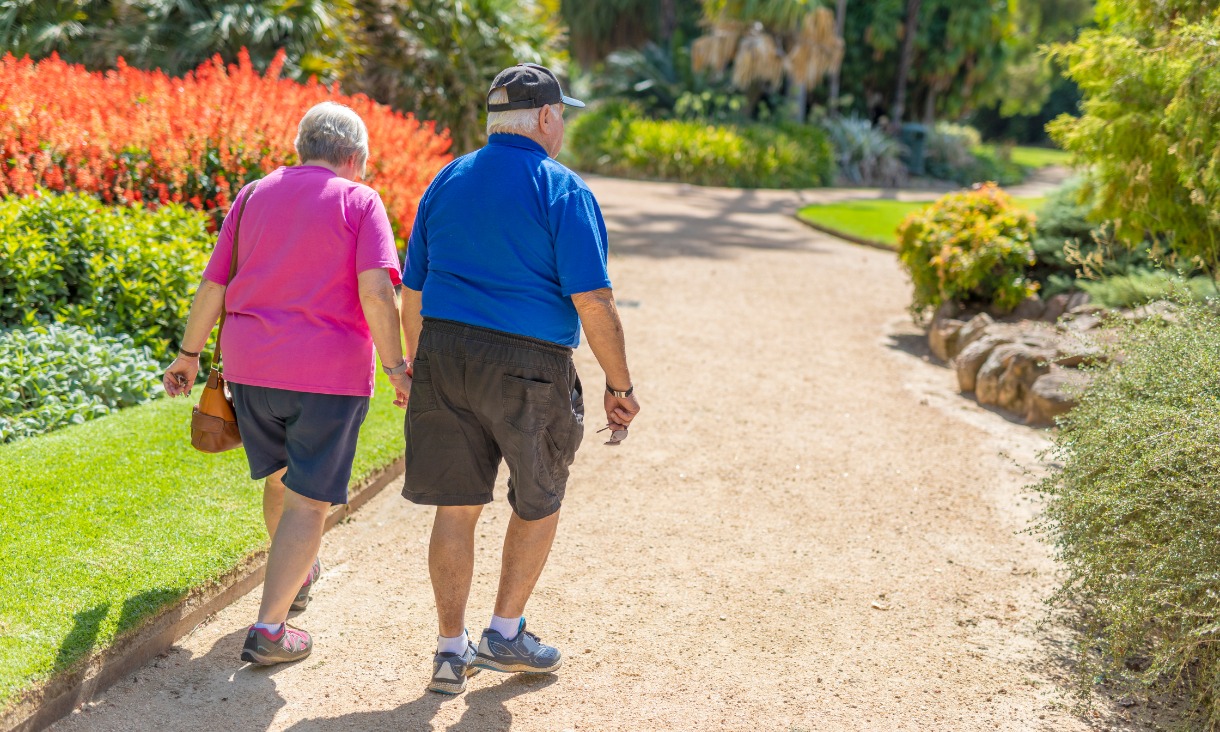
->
xmin=502 ymin=375 xmax=553 ymax=434
xmin=408 ymin=357 xmax=439 ymax=415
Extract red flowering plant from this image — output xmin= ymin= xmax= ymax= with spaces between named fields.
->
xmin=0 ymin=49 xmax=452 ymax=239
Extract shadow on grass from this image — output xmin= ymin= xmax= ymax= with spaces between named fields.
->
xmin=52 ymin=588 xmax=187 ymax=677
xmin=284 ymin=672 xmax=559 ymax=731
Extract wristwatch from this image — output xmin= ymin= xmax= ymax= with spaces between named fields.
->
xmin=606 ymin=383 xmax=634 ymax=398
xmin=382 ymin=360 xmax=410 ymax=376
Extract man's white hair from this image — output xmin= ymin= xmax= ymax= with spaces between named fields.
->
xmin=486 ymin=87 xmax=560 ymax=135
xmin=295 ymin=101 xmax=369 ymax=174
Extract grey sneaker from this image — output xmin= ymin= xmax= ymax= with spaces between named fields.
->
xmin=290 ymin=557 xmax=321 ymax=612
xmin=240 ymin=624 xmax=312 ymax=665
xmin=427 ymin=639 xmax=481 ymax=695
xmin=473 ymin=619 xmax=562 ymax=674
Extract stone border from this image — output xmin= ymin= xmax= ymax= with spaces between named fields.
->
xmin=2 ymin=457 xmax=405 ymax=732
xmin=794 ymin=216 xmax=896 ymax=252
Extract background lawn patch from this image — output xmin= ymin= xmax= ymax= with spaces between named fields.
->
xmin=1005 ymin=145 xmax=1071 ymax=169
xmin=797 ymin=196 xmax=1045 ymax=249
xmin=0 ymin=372 xmax=404 ymax=710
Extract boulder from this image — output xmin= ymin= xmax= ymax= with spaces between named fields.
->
xmin=955 ymin=334 xmax=1010 ymax=393
xmin=1124 ymin=300 xmax=1181 ymax=324
xmin=975 ymin=344 xmax=1054 ymax=415
xmin=956 ymin=313 xmax=995 ymax=353
xmin=1040 ymin=291 xmax=1090 ymax=324
xmin=928 ymin=316 xmax=966 ymax=363
xmin=1026 ymin=367 xmax=1093 ymax=427
xmin=1010 ymin=296 xmax=1046 ymax=321
xmin=1062 ymin=313 xmax=1103 ymax=332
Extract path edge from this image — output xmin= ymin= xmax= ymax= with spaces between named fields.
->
xmin=2 ymin=456 xmax=405 ymax=732
xmin=794 ymin=215 xmax=896 ymax=252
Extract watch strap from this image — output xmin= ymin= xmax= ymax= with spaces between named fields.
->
xmin=382 ymin=360 xmax=409 ymax=376
xmin=606 ymin=384 xmax=634 ymax=398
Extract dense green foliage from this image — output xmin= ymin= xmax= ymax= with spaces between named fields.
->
xmin=1078 ymin=271 xmax=1216 ymax=308
xmin=0 ymin=370 xmax=405 ymax=708
xmin=590 ymin=42 xmax=746 ymax=122
xmin=1034 ymin=300 xmax=1220 ymax=727
xmin=897 ymin=184 xmax=1038 ymax=316
xmin=562 ymin=0 xmax=700 ymax=66
xmin=343 ymin=0 xmax=566 ymax=153
xmin=924 ymin=122 xmax=1024 ymax=186
xmin=821 ymin=116 xmax=906 ymax=186
xmin=0 ymin=0 xmax=352 ymax=82
xmin=0 ymin=325 xmax=160 ymax=443
xmin=565 ymin=102 xmax=834 ymax=188
xmin=0 ymin=192 xmax=212 ymax=363
xmin=1048 ymin=1 xmax=1220 ymax=273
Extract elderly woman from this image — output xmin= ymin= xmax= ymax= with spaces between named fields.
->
xmin=163 ymin=101 xmax=411 ymax=665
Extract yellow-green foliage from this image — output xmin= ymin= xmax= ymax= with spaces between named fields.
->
xmin=565 ymin=102 xmax=835 ymax=188
xmin=897 ymin=183 xmax=1038 ymax=317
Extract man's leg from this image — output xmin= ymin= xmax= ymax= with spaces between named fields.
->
xmin=431 ymin=505 xmax=484 ymax=637
xmin=493 ymin=510 xmax=560 ymax=619
xmin=263 ymin=468 xmax=287 ymax=539
xmin=258 ymin=488 xmax=329 ymax=624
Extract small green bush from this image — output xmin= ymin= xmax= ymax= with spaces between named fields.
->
xmin=1079 ymin=271 xmax=1217 ymax=308
xmin=897 ymin=183 xmax=1039 ymax=317
xmin=0 ymin=324 xmax=161 ymax=443
xmin=821 ymin=116 xmax=907 ymax=187
xmin=564 ymin=102 xmax=835 ymax=188
xmin=0 ymin=191 xmax=212 ymax=362
xmin=1034 ymin=299 xmax=1220 ymax=726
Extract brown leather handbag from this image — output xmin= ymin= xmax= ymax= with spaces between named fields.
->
xmin=191 ymin=181 xmax=258 ymax=453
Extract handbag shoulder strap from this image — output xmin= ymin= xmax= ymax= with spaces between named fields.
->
xmin=211 ymin=179 xmax=259 ymax=370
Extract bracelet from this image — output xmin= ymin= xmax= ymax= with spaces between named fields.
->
xmin=606 ymin=383 xmax=634 ymax=398
xmin=382 ymin=359 xmax=410 ymax=376
xmin=178 ymin=347 xmax=201 ymax=358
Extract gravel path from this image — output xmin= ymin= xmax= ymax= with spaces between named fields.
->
xmin=54 ymin=175 xmax=1121 ymax=732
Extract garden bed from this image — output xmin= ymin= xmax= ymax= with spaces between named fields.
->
xmin=0 ymin=373 xmax=405 ymax=724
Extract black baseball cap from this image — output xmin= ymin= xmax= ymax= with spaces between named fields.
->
xmin=487 ymin=63 xmax=585 ymax=112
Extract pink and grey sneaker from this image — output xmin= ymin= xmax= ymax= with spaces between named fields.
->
xmin=290 ymin=557 xmax=322 ymax=612
xmin=240 ymin=624 xmax=312 ymax=665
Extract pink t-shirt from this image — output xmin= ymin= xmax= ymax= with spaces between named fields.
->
xmin=202 ymin=166 xmax=402 ymax=397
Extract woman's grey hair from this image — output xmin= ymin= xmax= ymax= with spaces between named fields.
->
xmin=486 ymin=87 xmax=560 ymax=136
xmin=294 ymin=101 xmax=369 ymax=174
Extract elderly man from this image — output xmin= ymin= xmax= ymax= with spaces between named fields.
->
xmin=399 ymin=63 xmax=640 ymax=694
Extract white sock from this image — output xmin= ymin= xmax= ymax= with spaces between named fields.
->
xmin=437 ymin=629 xmax=469 ymax=655
xmin=489 ymin=614 xmax=522 ymax=640
xmin=253 ymin=621 xmax=284 ymax=635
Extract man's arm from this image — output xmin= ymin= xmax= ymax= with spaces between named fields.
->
xmin=572 ymin=287 xmax=640 ymax=431
xmin=400 ymin=286 xmax=424 ymax=360
xmin=358 ymin=269 xmax=410 ymax=407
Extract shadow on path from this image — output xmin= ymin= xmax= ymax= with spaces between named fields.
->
xmin=284 ymin=673 xmax=558 ymax=732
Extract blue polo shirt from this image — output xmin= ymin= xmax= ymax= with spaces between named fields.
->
xmin=402 ymin=134 xmax=611 ymax=347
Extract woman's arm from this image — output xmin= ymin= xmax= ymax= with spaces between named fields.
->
xmin=162 ymin=279 xmax=226 ymax=397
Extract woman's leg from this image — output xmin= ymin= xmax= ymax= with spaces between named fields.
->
xmin=257 ymin=487 xmax=330 ymax=624
xmin=263 ymin=468 xmax=287 ymax=540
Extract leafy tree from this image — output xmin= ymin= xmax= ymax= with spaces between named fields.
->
xmin=343 ymin=0 xmax=566 ymax=154
xmin=0 ymin=0 xmax=352 ymax=82
xmin=1048 ymin=1 xmax=1220 ymax=273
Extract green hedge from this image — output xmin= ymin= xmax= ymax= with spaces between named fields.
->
xmin=1034 ymin=300 xmax=1220 ymax=726
xmin=0 ymin=371 xmax=405 ymax=711
xmin=0 ymin=325 xmax=161 ymax=443
xmin=564 ymin=102 xmax=836 ymax=188
xmin=0 ymin=191 xmax=213 ymax=363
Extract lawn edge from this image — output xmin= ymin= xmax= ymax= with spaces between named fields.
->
xmin=793 ymin=213 xmax=896 ymax=252
xmin=2 ymin=456 xmax=405 ymax=732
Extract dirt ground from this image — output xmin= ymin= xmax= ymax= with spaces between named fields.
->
xmin=54 ymin=176 xmax=1129 ymax=731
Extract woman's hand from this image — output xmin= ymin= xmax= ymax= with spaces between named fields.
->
xmin=163 ymin=356 xmax=201 ymax=397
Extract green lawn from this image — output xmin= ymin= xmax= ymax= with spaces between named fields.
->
xmin=0 ymin=372 xmax=404 ymax=710
xmin=977 ymin=144 xmax=1072 ymax=169
xmin=796 ymin=197 xmax=1045 ymax=249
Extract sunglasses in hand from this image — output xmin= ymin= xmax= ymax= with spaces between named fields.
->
xmin=596 ymin=424 xmax=628 ymax=446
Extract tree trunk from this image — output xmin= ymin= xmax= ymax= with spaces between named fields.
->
xmin=660 ymin=0 xmax=677 ymax=44
xmin=827 ymin=0 xmax=848 ymax=116
xmin=793 ymin=82 xmax=808 ymax=123
xmin=890 ymin=0 xmax=921 ymax=131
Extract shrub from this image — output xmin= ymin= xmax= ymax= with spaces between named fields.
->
xmin=924 ymin=123 xmax=1024 ymax=186
xmin=0 ymin=50 xmax=452 ymax=237
xmin=564 ymin=102 xmax=835 ymax=188
xmin=1034 ymin=299 xmax=1220 ymax=726
xmin=821 ymin=116 xmax=907 ymax=187
xmin=897 ymin=183 xmax=1038 ymax=317
xmin=0 ymin=191 xmax=212 ymax=361
xmin=0 ymin=324 xmax=161 ymax=443
xmin=1079 ymin=271 xmax=1217 ymax=308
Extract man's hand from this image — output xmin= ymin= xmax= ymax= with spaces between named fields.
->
xmin=604 ymin=391 xmax=640 ymax=432
xmin=163 ymin=356 xmax=201 ymax=397
xmin=388 ymin=369 xmax=412 ymax=409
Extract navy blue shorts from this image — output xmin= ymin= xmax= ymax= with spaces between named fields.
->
xmin=229 ymin=383 xmax=370 ymax=505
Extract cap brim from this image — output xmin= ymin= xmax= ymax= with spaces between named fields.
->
xmin=561 ymin=95 xmax=586 ymax=109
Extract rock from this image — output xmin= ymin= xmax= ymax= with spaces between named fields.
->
xmin=1026 ymin=367 xmax=1092 ymax=427
xmin=975 ymin=344 xmax=1054 ymax=415
xmin=1062 ymin=313 xmax=1102 ymax=332
xmin=955 ymin=334 xmax=1010 ymax=393
xmin=1010 ymin=296 xmax=1046 ymax=321
xmin=1124 ymin=300 xmax=1181 ymax=324
xmin=1051 ymin=333 xmax=1107 ymax=367
xmin=1040 ymin=293 xmax=1072 ymax=323
xmin=956 ymin=313 xmax=995 ymax=353
xmin=928 ymin=317 xmax=966 ymax=363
